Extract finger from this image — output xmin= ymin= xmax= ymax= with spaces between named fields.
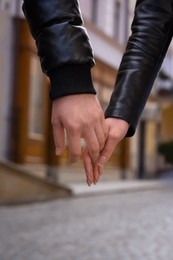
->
xmin=83 ymin=128 xmax=100 ymax=164
xmin=52 ymin=121 xmax=65 ymax=155
xmin=101 ymin=115 xmax=109 ymax=139
xmin=98 ymin=165 xmax=104 ymax=176
xmin=82 ymin=149 xmax=94 ymax=185
xmin=93 ymin=164 xmax=103 ymax=184
xmin=93 ymin=114 xmax=108 ymax=151
xmin=94 ymin=124 xmax=107 ymax=151
xmin=67 ymin=132 xmax=81 ymax=163
xmin=97 ymin=136 xmax=119 ymax=166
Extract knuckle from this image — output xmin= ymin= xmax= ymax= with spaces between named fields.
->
xmin=101 ymin=149 xmax=111 ymax=159
xmin=68 ymin=122 xmax=80 ymax=134
xmin=83 ymin=120 xmax=90 ymax=128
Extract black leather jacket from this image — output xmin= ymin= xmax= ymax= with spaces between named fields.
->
xmin=23 ymin=0 xmax=173 ymax=137
xmin=22 ymin=0 xmax=96 ymax=99
xmin=106 ymin=0 xmax=173 ymax=136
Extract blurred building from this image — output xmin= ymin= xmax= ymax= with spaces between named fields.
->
xmin=0 ymin=0 xmax=130 ymax=172
xmin=79 ymin=0 xmax=130 ymax=173
xmin=123 ymin=0 xmax=173 ymax=176
xmin=0 ymin=0 xmax=173 ymax=179
xmin=0 ymin=0 xmax=18 ymax=159
xmin=0 ymin=0 xmax=54 ymax=167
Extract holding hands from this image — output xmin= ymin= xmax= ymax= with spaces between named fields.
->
xmin=51 ymin=94 xmax=129 ymax=186
xmin=83 ymin=117 xmax=129 ymax=185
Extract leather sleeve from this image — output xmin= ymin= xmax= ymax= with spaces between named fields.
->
xmin=105 ymin=0 xmax=173 ymax=137
xmin=22 ymin=0 xmax=96 ymax=99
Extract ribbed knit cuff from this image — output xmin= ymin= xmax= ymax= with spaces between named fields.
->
xmin=48 ymin=64 xmax=96 ymax=100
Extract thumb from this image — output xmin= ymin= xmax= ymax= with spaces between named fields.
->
xmin=97 ymin=136 xmax=118 ymax=166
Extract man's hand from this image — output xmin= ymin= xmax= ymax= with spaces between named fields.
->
xmin=83 ymin=118 xmax=129 ymax=185
xmin=51 ymin=94 xmax=108 ymax=163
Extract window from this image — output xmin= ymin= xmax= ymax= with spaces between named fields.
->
xmin=91 ymin=0 xmax=98 ymax=24
xmin=114 ymin=0 xmax=120 ymax=40
xmin=28 ymin=55 xmax=45 ymax=140
xmin=0 ymin=0 xmax=10 ymax=10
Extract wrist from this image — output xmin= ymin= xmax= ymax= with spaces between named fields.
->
xmin=48 ymin=64 xmax=96 ymax=100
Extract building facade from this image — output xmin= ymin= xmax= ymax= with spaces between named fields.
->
xmin=0 ymin=1 xmax=17 ymax=159
xmin=0 ymin=0 xmax=173 ymax=178
xmin=128 ymin=0 xmax=173 ymax=175
xmin=79 ymin=0 xmax=131 ymax=171
xmin=0 ymin=0 xmax=130 ymax=172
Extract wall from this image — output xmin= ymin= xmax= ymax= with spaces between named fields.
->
xmin=0 ymin=11 xmax=14 ymax=158
xmin=80 ymin=0 xmax=129 ymax=45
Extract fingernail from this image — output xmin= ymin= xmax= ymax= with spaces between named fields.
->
xmin=87 ymin=179 xmax=91 ymax=186
xmin=97 ymin=155 xmax=107 ymax=166
xmin=55 ymin=147 xmax=62 ymax=156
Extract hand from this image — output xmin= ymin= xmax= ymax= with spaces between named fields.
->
xmin=82 ymin=148 xmax=103 ymax=186
xmin=51 ymin=94 xmax=108 ymax=163
xmin=83 ymin=118 xmax=129 ymax=185
xmin=97 ymin=118 xmax=129 ymax=166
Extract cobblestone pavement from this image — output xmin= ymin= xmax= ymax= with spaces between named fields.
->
xmin=0 ymin=184 xmax=173 ymax=260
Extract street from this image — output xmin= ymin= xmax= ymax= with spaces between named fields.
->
xmin=0 ymin=183 xmax=173 ymax=260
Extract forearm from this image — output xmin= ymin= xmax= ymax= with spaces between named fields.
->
xmin=105 ymin=0 xmax=173 ymax=136
xmin=23 ymin=0 xmax=96 ymax=99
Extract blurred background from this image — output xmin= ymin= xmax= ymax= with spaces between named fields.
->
xmin=0 ymin=0 xmax=173 ymax=204
xmin=1 ymin=1 xmax=173 ymax=260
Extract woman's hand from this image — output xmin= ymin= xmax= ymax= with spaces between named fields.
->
xmin=83 ymin=118 xmax=129 ymax=185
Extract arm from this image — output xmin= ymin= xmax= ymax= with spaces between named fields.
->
xmin=23 ymin=0 xmax=107 ymax=163
xmin=84 ymin=0 xmax=173 ymax=184
xmin=22 ymin=0 xmax=95 ymax=98
xmin=105 ymin=0 xmax=173 ymax=137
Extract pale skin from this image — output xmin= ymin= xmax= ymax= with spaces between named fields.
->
xmin=83 ymin=117 xmax=129 ymax=185
xmin=51 ymin=94 xmax=108 ymax=163
xmin=51 ymin=94 xmax=129 ymax=186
